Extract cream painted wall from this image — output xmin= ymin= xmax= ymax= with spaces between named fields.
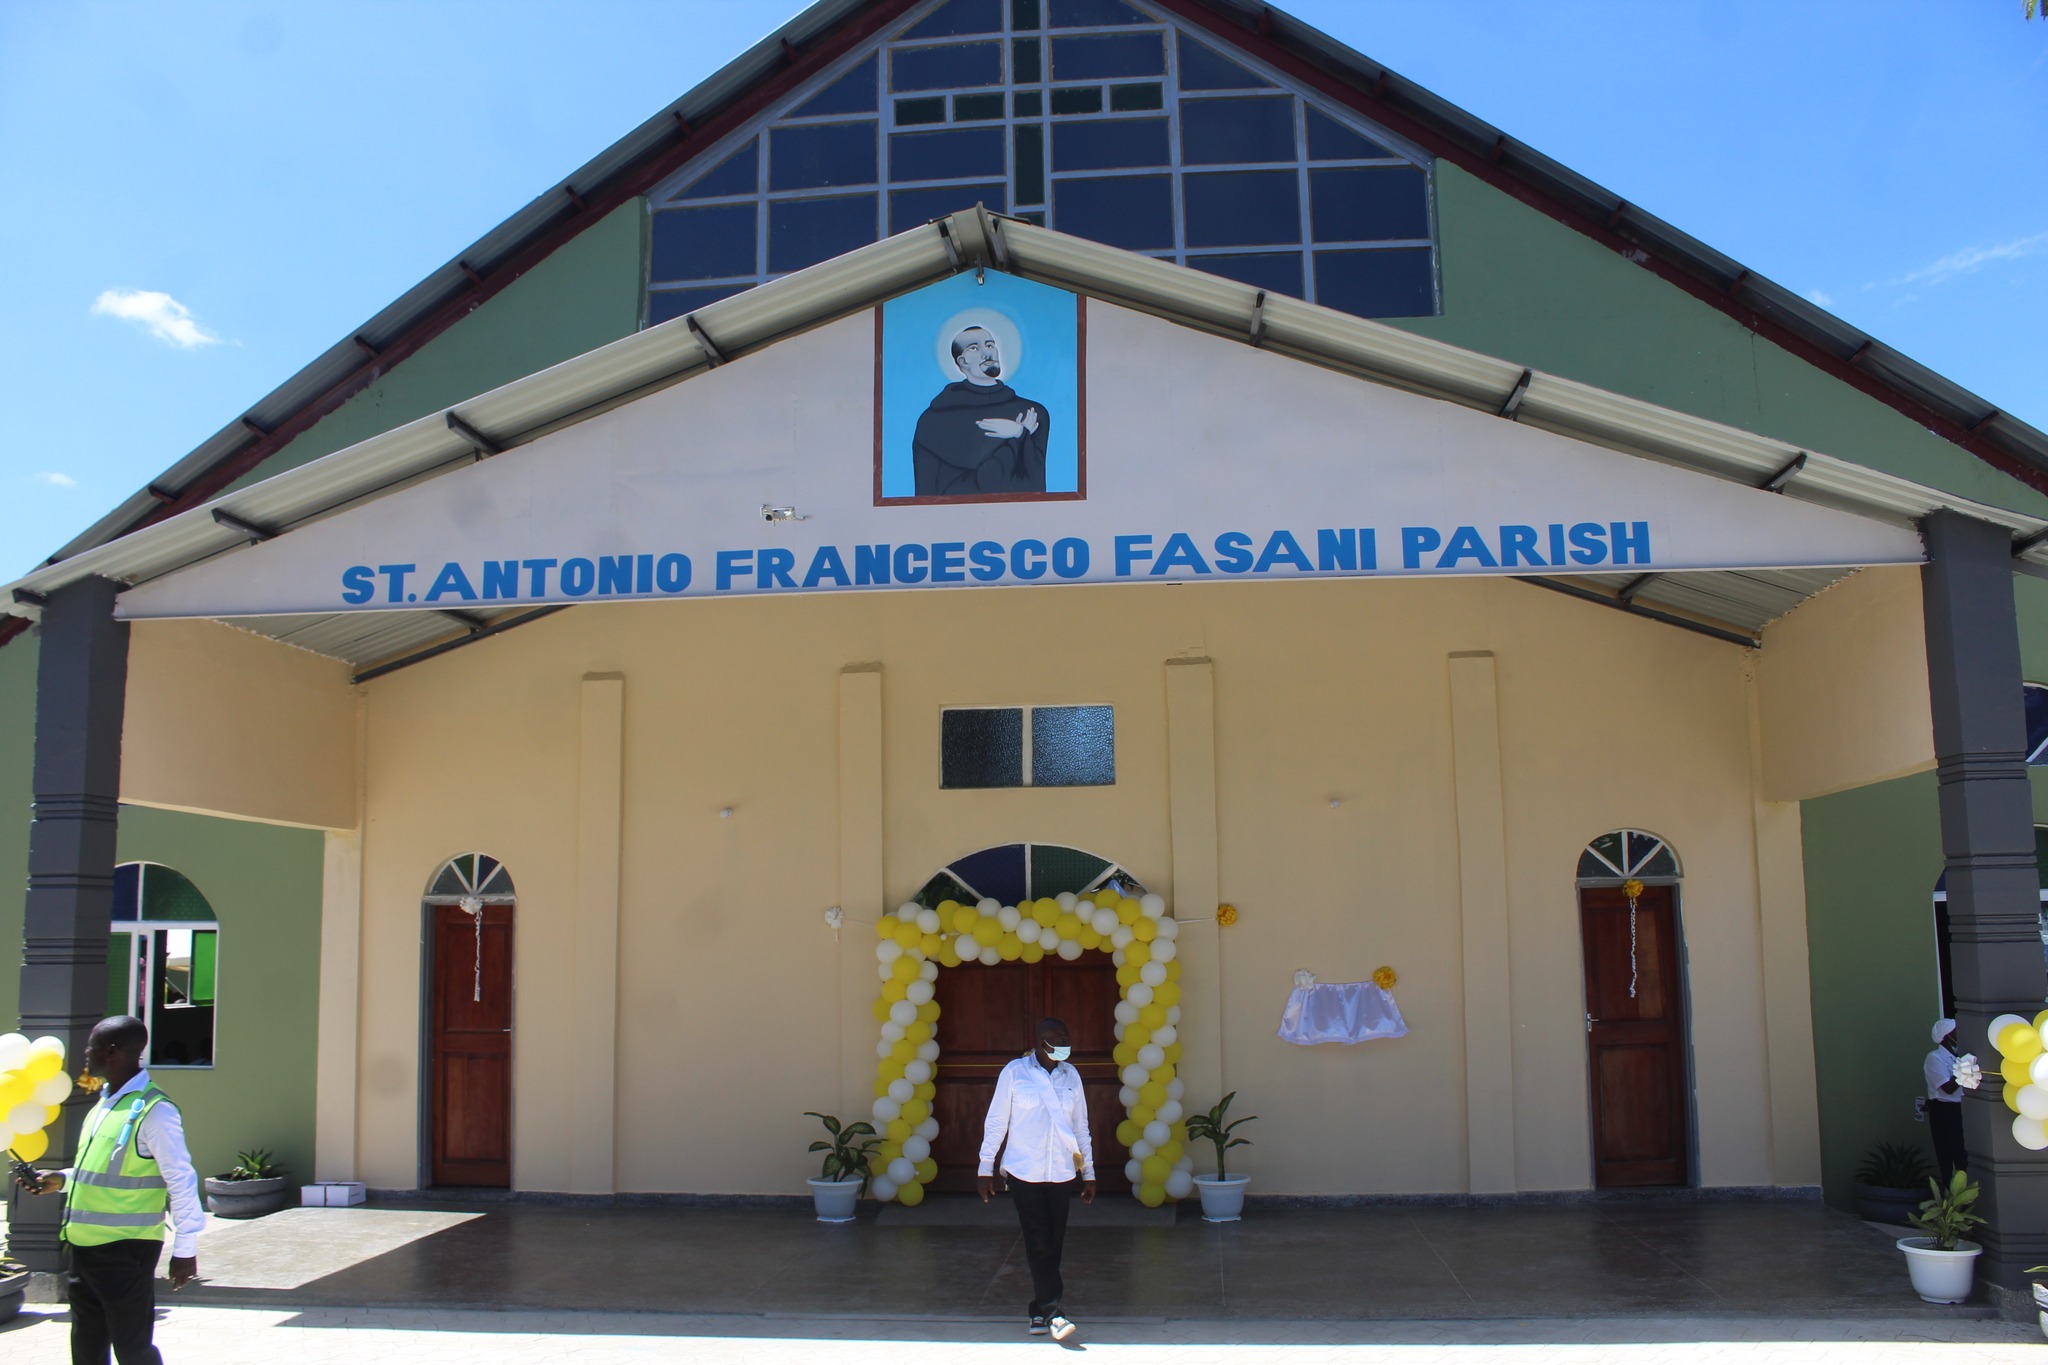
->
xmin=123 ymin=618 xmax=359 ymax=830
xmin=345 ymin=571 xmax=1792 ymax=1197
xmin=1755 ymin=566 xmax=1934 ymax=802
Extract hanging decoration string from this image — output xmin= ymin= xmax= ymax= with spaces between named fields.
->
xmin=1622 ymin=879 xmax=1644 ymax=1000
xmin=458 ymin=896 xmax=484 ymax=1003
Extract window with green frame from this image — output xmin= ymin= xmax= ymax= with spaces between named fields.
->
xmin=109 ymin=863 xmax=219 ymax=1068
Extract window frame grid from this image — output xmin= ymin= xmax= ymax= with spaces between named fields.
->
xmin=110 ymin=918 xmax=222 ymax=1071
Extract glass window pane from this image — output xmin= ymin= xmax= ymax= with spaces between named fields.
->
xmin=1012 ymin=0 xmax=1041 ymax=28
xmin=1051 ymin=117 xmax=1168 ymax=171
xmin=1014 ymin=89 xmax=1044 ymax=116
xmin=1014 ymin=124 xmax=1046 ymax=205
xmin=1576 ymin=849 xmax=1611 ymax=880
xmin=954 ymin=91 xmax=1006 ymax=121
xmin=1049 ymin=0 xmax=1147 ymax=26
xmin=1181 ymin=96 xmax=1297 ymax=166
xmin=1584 ymin=832 xmax=1626 ymax=876
xmin=651 ymin=205 xmax=756 ymax=282
xmin=949 ymin=844 xmax=1028 ymax=905
xmin=112 ymin=862 xmax=141 ymax=921
xmin=190 ymin=930 xmax=218 ymax=1005
xmin=672 ymin=140 xmax=758 ymax=200
xmin=769 ymin=123 xmax=878 ymax=191
xmin=890 ymin=182 xmax=1007 ymax=234
xmin=791 ymin=56 xmax=878 ymax=117
xmin=1108 ymin=82 xmax=1163 ymax=111
xmin=1310 ymin=165 xmax=1430 ymax=241
xmin=943 ymin=708 xmax=1024 ymax=788
xmin=648 ymin=285 xmax=745 ymax=326
xmin=890 ymin=42 xmax=1004 ymax=92
xmin=1624 ymin=830 xmax=1658 ymax=873
xmin=1638 ymin=848 xmax=1678 ymax=879
xmin=1029 ymin=845 xmax=1112 ymax=898
xmin=904 ymin=0 xmax=1003 ymax=38
xmin=1031 ymin=705 xmax=1114 ymax=786
xmin=1049 ymin=86 xmax=1102 ymax=115
xmin=1050 ymin=32 xmax=1164 ymax=81
xmin=1189 ymin=251 xmax=1305 ymax=298
xmin=895 ymin=96 xmax=947 ymax=126
xmin=1177 ymin=32 xmax=1272 ymax=90
xmin=1053 ymin=174 xmax=1172 ymax=249
xmin=2026 ymin=683 xmax=2048 ymax=762
xmin=149 ymin=930 xmax=213 ymax=1066
xmin=768 ymin=194 xmax=878 ymax=274
xmin=1184 ymin=170 xmax=1301 ymax=247
xmin=890 ymin=126 xmax=1006 ymax=181
xmin=915 ymin=871 xmax=980 ymax=910
xmin=140 ymin=865 xmax=216 ymax=923
xmin=1012 ymin=36 xmax=1043 ymax=84
xmin=1305 ymin=105 xmax=1397 ymax=161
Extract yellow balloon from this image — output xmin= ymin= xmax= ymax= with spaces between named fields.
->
xmin=1164 ymin=1043 xmax=1182 ymax=1065
xmin=897 ymin=1180 xmax=926 ymax=1207
xmin=1139 ymin=1081 xmax=1166 ymax=1109
xmin=1079 ymin=927 xmax=1103 ymax=950
xmin=919 ymin=933 xmax=944 ymax=958
xmin=1125 ymin=941 xmax=1151 ymax=966
xmin=973 ymin=919 xmax=1002 ymax=947
xmin=1155 ymin=982 xmax=1182 ymax=1008
xmin=893 ymin=921 xmax=921 ymax=950
xmin=1116 ymin=965 xmax=1139 ymax=988
xmin=998 ymin=932 xmax=1023 ymax=961
xmin=1159 ymin=1140 xmax=1183 ymax=1165
xmin=892 ymin=956 xmax=919 ymax=982
xmin=1055 ymin=913 xmax=1083 ymax=940
xmin=1131 ymin=1104 xmax=1156 ymax=1126
xmin=1116 ymin=898 xmax=1142 ymax=925
xmin=1170 ymin=1121 xmax=1188 ymax=1144
xmin=890 ymin=1039 xmax=915 ymax=1063
xmin=2008 ymin=1081 xmax=2025 ymax=1114
xmin=1113 ymin=1043 xmax=1137 ymax=1068
xmin=1139 ymin=1003 xmax=1168 ymax=1029
xmin=2001 ymin=1025 xmax=2045 ymax=1064
xmin=875 ymin=1077 xmax=892 ymax=1098
xmin=0 ymin=1077 xmax=28 ymax=1112
xmin=21 ymin=1053 xmax=59 ymax=1083
xmin=882 ymin=979 xmax=909 ymax=1003
xmin=1032 ymin=899 xmax=1061 ymax=926
xmin=1136 ymin=1182 xmax=1166 ymax=1208
xmin=900 ymin=1100 xmax=929 ymax=1127
xmin=886 ymin=1118 xmax=911 ymax=1142
xmin=938 ymin=939 xmax=963 ymax=968
xmin=914 ymin=1157 xmax=939 ymax=1184
xmin=871 ymin=997 xmax=892 ymax=1023
xmin=875 ymin=1139 xmax=902 ymax=1162
xmin=1132 ymin=917 xmax=1158 ymax=943
xmin=916 ymin=1001 xmax=941 ymax=1023
xmin=2004 ymin=1054 xmax=2033 ymax=1089
xmin=913 ymin=1082 xmax=935 ymax=1103
xmin=1141 ymin=1154 xmax=1170 ymax=1184
xmin=1116 ymin=1119 xmax=1142 ymax=1146
xmin=879 ymin=1058 xmax=906 ymax=1082
xmin=1020 ymin=943 xmax=1046 ymax=963
xmin=953 ymin=906 xmax=980 ymax=934
xmin=1125 ymin=1024 xmax=1152 ymax=1050
xmin=906 ymin=1020 xmax=934 ymax=1044
xmin=875 ymin=918 xmax=897 ymax=940
xmin=13 ymin=1127 xmax=49 ymax=1161
xmin=1165 ymin=960 xmax=1182 ymax=983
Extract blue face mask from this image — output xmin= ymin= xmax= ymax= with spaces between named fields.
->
xmin=1044 ymin=1044 xmax=1071 ymax=1062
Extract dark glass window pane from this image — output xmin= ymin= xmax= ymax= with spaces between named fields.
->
xmin=1053 ymin=174 xmax=1172 ymax=249
xmin=1177 ymin=32 xmax=1272 ymax=89
xmin=890 ymin=41 xmax=1003 ymax=91
xmin=650 ymin=204 xmax=757 ymax=281
xmin=1015 ymin=123 xmax=1046 ymax=205
xmin=1181 ymin=96 xmax=1296 ymax=165
xmin=1108 ymin=82 xmax=1163 ymax=111
xmin=1189 ymin=251 xmax=1304 ymax=298
xmin=113 ymin=862 xmax=140 ymax=921
xmin=769 ymin=123 xmax=878 ymax=190
xmin=1576 ymin=848 xmax=1611 ymax=879
xmin=1316 ymin=247 xmax=1436 ymax=317
xmin=673 ymin=140 xmax=757 ymax=200
xmin=1016 ymin=209 xmax=1045 ymax=226
xmin=1031 ymin=705 xmax=1114 ymax=786
xmin=950 ymin=844 xmax=1027 ymax=904
xmin=1051 ymin=32 xmax=1163 ymax=80
xmin=1014 ymin=89 xmax=1044 ymax=116
xmin=1049 ymin=0 xmax=1147 ymax=26
xmin=890 ymin=126 xmax=1006 ymax=181
xmin=791 ymin=56 xmax=878 ymax=117
xmin=953 ymin=91 xmax=1007 ymax=121
xmin=1310 ymin=165 xmax=1430 ymax=241
xmin=1184 ymin=169 xmax=1300 ymax=247
xmin=1049 ymin=86 xmax=1102 ymax=115
xmin=1030 ymin=845 xmax=1112 ymax=898
xmin=1051 ymin=117 xmax=1167 ymax=171
xmin=903 ymin=0 xmax=1003 ymax=38
xmin=943 ymin=709 xmax=1024 ymax=788
xmin=890 ymin=182 xmax=1007 ymax=233
xmin=896 ymin=96 xmax=947 ymax=126
xmin=1305 ymin=105 xmax=1398 ymax=161
xmin=1013 ymin=36 xmax=1043 ymax=83
xmin=1012 ymin=0 xmax=1042 ymax=28
xmin=768 ymin=194 xmax=878 ymax=273
xmin=2027 ymin=684 xmax=2048 ymax=762
xmin=1638 ymin=847 xmax=1678 ymax=878
xmin=648 ymin=284 xmax=746 ymax=326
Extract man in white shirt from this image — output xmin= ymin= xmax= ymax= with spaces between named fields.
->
xmin=17 ymin=1015 xmax=206 ymax=1365
xmin=1923 ymin=1018 xmax=1975 ymax=1178
xmin=978 ymin=1016 xmax=1096 ymax=1341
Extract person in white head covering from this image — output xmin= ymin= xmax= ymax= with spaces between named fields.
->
xmin=1924 ymin=1019 xmax=1969 ymax=1177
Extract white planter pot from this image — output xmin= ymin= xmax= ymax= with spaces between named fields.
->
xmin=807 ymin=1176 xmax=862 ymax=1223
xmin=1896 ymin=1237 xmax=1981 ymax=1304
xmin=1193 ymin=1174 xmax=1250 ymax=1223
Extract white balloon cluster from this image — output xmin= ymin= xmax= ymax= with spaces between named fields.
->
xmin=1986 ymin=1011 xmax=2048 ymax=1149
xmin=0 ymin=1032 xmax=73 ymax=1162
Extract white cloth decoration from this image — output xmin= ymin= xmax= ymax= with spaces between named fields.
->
xmin=1278 ymin=980 xmax=1408 ymax=1046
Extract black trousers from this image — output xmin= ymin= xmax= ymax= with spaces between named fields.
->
xmin=66 ymin=1239 xmax=165 ymax=1365
xmin=1009 ymin=1176 xmax=1077 ymax=1316
xmin=1929 ymin=1100 xmax=1967 ymax=1179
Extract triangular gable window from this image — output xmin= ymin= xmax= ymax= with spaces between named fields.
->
xmin=647 ymin=0 xmax=1438 ymax=326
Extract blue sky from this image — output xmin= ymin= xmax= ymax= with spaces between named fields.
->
xmin=1 ymin=1 xmax=2041 ymax=576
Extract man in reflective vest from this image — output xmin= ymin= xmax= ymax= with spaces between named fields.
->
xmin=17 ymin=1014 xmax=204 ymax=1364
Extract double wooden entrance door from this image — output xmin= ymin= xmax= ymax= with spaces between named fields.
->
xmin=428 ymin=903 xmax=514 ymax=1187
xmin=929 ymin=957 xmax=1129 ymax=1193
xmin=1579 ymin=884 xmax=1690 ymax=1187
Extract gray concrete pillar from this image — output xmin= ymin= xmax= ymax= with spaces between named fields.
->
xmin=1920 ymin=509 xmax=2048 ymax=1288
xmin=5 ymin=576 xmax=126 ymax=1271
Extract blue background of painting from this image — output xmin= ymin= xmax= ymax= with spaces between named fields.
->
xmin=879 ymin=272 xmax=1079 ymax=500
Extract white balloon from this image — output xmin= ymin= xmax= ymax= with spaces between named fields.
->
xmin=0 ymin=1033 xmax=30 ymax=1070
xmin=1151 ymin=939 xmax=1178 ymax=963
xmin=906 ymin=980 xmax=935 ymax=1005
xmin=1140 ymin=961 xmax=1168 ymax=988
xmin=896 ymin=902 xmax=922 ymax=922
xmin=1130 ymin=1139 xmax=1155 ymax=1159
xmin=997 ymin=905 xmax=1021 ymax=931
xmin=1166 ymin=1006 xmax=1182 ymax=1026
xmin=914 ymin=1117 xmax=940 ymax=1140
xmin=1114 ymin=1000 xmax=1139 ymax=1025
xmin=1153 ymin=1025 xmax=1178 ymax=1048
xmin=2033 ymin=1053 xmax=2048 ymax=1088
xmin=1057 ymin=892 xmax=1078 ymax=910
xmin=2021 ymin=1085 xmax=2048 ymax=1121
xmin=916 ymin=1040 xmax=941 ymax=1062
xmin=1138 ymin=1044 xmax=1166 ymax=1071
xmin=977 ymin=898 xmax=1001 ymax=918
xmin=1158 ymin=1101 xmax=1183 ymax=1126
xmin=1124 ymin=1158 xmax=1144 ymax=1183
xmin=1144 ymin=1120 xmax=1170 ymax=1147
xmin=979 ymin=943 xmax=1002 ymax=966
xmin=902 ymin=1136 xmax=932 ymax=1161
xmin=2015 ymin=1115 xmax=2048 ymax=1150
xmin=904 ymin=1060 xmax=933 ymax=1085
xmin=1127 ymin=982 xmax=1154 ymax=1007
xmin=1113 ymin=1022 xmax=1127 ymax=1043
xmin=872 ymin=1175 xmax=899 ymax=1201
xmin=881 ymin=1020 xmax=906 ymax=1041
xmin=919 ymin=959 xmax=938 ymax=981
xmin=1111 ymin=948 xmax=1127 ymax=968
xmin=916 ymin=908 xmax=941 ymax=934
xmin=873 ymin=1097 xmax=902 ymax=1123
xmin=1112 ymin=925 xmax=1135 ymax=950
xmin=1164 ymin=1169 xmax=1194 ymax=1199
xmin=29 ymin=1036 xmax=64 ymax=1061
xmin=1122 ymin=1063 xmax=1150 ymax=1088
xmin=888 ymin=1156 xmax=917 ymax=1185
xmin=1156 ymin=916 xmax=1179 ymax=941
xmin=890 ymin=1000 xmax=918 ymax=1025
xmin=1167 ymin=1077 xmax=1186 ymax=1101
xmin=1140 ymin=894 xmax=1165 ymax=920
xmin=1119 ymin=1085 xmax=1139 ymax=1108
xmin=877 ymin=962 xmax=897 ymax=983
xmin=1174 ymin=1154 xmax=1194 ymax=1172
xmin=1057 ymin=939 xmax=1082 ymax=961
xmin=7 ymin=1102 xmax=43 ymax=1134
xmin=877 ymin=939 xmax=903 ymax=963
xmin=888 ymin=1078 xmax=915 ymax=1103
xmin=1017 ymin=920 xmax=1044 ymax=946
xmin=876 ymin=1039 xmax=896 ymax=1060
xmin=1092 ymin=909 xmax=1119 ymax=936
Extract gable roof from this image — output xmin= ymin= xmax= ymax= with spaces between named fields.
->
xmin=6 ymin=208 xmax=2039 ymax=677
xmin=13 ymin=0 xmax=2042 ymax=649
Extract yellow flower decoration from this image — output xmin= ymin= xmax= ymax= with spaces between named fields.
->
xmin=1622 ymin=878 xmax=1645 ymax=901
xmin=1372 ymin=965 xmax=1397 ymax=991
xmin=1215 ymin=903 xmax=1238 ymax=926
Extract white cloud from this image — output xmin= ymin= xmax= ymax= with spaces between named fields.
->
xmin=34 ymin=472 xmax=76 ymax=488
xmin=90 ymin=288 xmax=221 ymax=348
xmin=1866 ymin=231 xmax=2048 ymax=292
xmin=1805 ymin=289 xmax=1833 ymax=307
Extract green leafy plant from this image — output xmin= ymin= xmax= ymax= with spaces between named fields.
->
xmin=1184 ymin=1092 xmax=1258 ymax=1180
xmin=1855 ymin=1141 xmax=1933 ymax=1191
xmin=217 ymin=1148 xmax=285 ymax=1182
xmin=1908 ymin=1170 xmax=1985 ymax=1251
xmin=804 ymin=1112 xmax=881 ymax=1188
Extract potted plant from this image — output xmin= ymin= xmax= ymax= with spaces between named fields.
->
xmin=1854 ymin=1141 xmax=1933 ymax=1225
xmin=204 ymin=1148 xmax=292 ymax=1220
xmin=803 ymin=1111 xmax=879 ymax=1223
xmin=1896 ymin=1169 xmax=1984 ymax=1304
xmin=0 ymin=1257 xmax=27 ymax=1324
xmin=2028 ymin=1267 xmax=2048 ymax=1341
xmin=1185 ymin=1092 xmax=1258 ymax=1223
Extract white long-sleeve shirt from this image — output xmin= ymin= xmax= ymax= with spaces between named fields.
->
xmin=979 ymin=1053 xmax=1095 ymax=1184
xmin=63 ymin=1070 xmax=208 ymax=1257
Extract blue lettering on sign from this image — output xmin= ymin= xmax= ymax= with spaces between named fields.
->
xmin=1051 ymin=538 xmax=1089 ymax=579
xmin=424 ymin=562 xmax=477 ymax=602
xmin=1115 ymin=535 xmax=1153 ymax=577
xmin=1213 ymin=532 xmax=1254 ymax=574
xmin=803 ymin=545 xmax=850 ymax=588
xmin=341 ymin=565 xmax=375 ymax=605
xmin=716 ymin=550 xmax=752 ymax=591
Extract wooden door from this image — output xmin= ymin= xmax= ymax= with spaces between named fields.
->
xmin=930 ymin=956 xmax=1129 ymax=1193
xmin=1580 ymin=885 xmax=1689 ymax=1187
xmin=429 ymin=903 xmax=514 ymax=1187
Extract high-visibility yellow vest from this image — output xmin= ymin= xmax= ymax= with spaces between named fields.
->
xmin=61 ymin=1086 xmax=172 ymax=1247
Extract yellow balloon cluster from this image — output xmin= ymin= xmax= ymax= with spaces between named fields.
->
xmin=1985 ymin=1010 xmax=2048 ymax=1149
xmin=868 ymin=888 xmax=1193 ymax=1205
xmin=0 ymin=1032 xmax=73 ymax=1164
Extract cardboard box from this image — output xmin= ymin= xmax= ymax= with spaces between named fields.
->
xmin=298 ymin=1182 xmax=367 ymax=1207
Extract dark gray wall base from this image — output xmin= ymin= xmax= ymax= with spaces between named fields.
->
xmin=367 ymin=1188 xmax=811 ymax=1211
xmin=1243 ymin=1185 xmax=1823 ymax=1210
